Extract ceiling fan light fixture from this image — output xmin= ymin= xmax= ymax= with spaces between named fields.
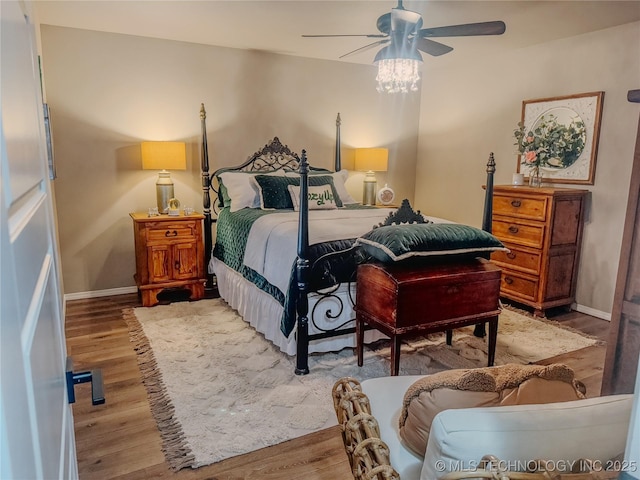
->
xmin=374 ymin=45 xmax=422 ymax=94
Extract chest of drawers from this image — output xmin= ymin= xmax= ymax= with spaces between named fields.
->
xmin=490 ymin=185 xmax=588 ymax=316
xmin=130 ymin=212 xmax=207 ymax=307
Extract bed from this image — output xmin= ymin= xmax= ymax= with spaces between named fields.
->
xmin=199 ymin=104 xmax=500 ymax=374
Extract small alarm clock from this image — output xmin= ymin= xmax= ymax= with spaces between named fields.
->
xmin=377 ymin=184 xmax=395 ymax=206
xmin=167 ymin=198 xmax=181 ymax=216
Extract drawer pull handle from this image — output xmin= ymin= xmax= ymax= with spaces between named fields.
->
xmin=508 ymin=225 xmax=519 ymax=234
xmin=511 ymin=200 xmax=522 ymax=208
xmin=507 ymin=252 xmax=516 ymax=260
xmin=165 ymin=230 xmax=178 ymax=237
xmin=504 ymin=276 xmax=514 ymax=285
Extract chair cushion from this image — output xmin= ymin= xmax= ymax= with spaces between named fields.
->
xmin=399 ymin=364 xmax=586 ymax=457
xmin=421 ymin=393 xmax=634 ymax=480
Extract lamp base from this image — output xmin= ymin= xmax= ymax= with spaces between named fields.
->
xmin=362 ymin=172 xmax=377 ymax=206
xmin=156 ymin=171 xmax=174 ymax=214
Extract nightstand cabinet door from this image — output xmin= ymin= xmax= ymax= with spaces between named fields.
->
xmin=130 ymin=213 xmax=206 ymax=307
xmin=149 ymin=244 xmax=172 ymax=283
xmin=173 ymin=242 xmax=198 ymax=279
xmin=490 ymin=186 xmax=588 ymax=316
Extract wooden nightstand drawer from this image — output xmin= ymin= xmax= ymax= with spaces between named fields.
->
xmin=491 ymin=243 xmax=542 ymax=275
xmin=146 ymin=224 xmax=196 ymax=243
xmin=492 ymin=219 xmax=545 ymax=249
xmin=493 ymin=194 xmax=548 ymax=221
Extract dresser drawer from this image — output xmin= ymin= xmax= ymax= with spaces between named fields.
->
xmin=492 ymin=219 xmax=545 ymax=249
xmin=491 ymin=243 xmax=542 ymax=276
xmin=500 ymin=269 xmax=538 ymax=302
xmin=146 ymin=223 xmax=197 ymax=243
xmin=493 ymin=194 xmax=548 ymax=221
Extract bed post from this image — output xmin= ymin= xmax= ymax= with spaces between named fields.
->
xmin=335 ymin=113 xmax=341 ymax=171
xmin=474 ymin=152 xmax=497 ymax=338
xmin=295 ymin=150 xmax=310 ymax=375
xmin=200 ymin=104 xmax=214 ymax=289
xmin=482 ymin=152 xmax=496 ymax=233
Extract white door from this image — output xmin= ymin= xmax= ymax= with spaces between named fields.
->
xmin=0 ymin=1 xmax=78 ymax=479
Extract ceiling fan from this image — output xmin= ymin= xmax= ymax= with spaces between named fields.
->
xmin=302 ymin=0 xmax=506 ymax=61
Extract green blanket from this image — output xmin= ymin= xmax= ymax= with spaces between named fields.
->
xmin=213 ymin=205 xmax=375 ymax=337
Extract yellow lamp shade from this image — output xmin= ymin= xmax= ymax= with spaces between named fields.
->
xmin=141 ymin=141 xmax=186 ymax=214
xmin=355 ymin=148 xmax=388 ymax=172
xmin=141 ymin=141 xmax=186 ymax=171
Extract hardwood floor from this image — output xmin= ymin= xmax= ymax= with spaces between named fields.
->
xmin=65 ymin=295 xmax=610 ymax=479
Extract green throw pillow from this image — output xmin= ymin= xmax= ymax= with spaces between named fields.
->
xmin=253 ymin=175 xmax=343 ymax=209
xmin=356 ymin=223 xmax=507 ymax=262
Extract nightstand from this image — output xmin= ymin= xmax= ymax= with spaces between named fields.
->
xmin=130 ymin=212 xmax=207 ymax=307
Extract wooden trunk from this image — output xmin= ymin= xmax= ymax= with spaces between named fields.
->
xmin=355 ymin=258 xmax=501 ymax=375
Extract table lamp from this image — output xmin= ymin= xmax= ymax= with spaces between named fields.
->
xmin=141 ymin=141 xmax=186 ymax=214
xmin=355 ymin=147 xmax=388 ymax=205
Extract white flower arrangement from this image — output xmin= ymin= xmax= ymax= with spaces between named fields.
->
xmin=514 ymin=114 xmax=586 ymax=170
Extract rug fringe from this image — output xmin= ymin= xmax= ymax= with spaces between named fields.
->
xmin=123 ymin=307 xmax=195 ymax=471
xmin=501 ymin=303 xmax=606 ymax=346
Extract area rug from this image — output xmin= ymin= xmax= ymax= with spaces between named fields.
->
xmin=124 ymin=299 xmax=599 ymax=471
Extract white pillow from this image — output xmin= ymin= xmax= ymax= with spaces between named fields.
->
xmin=332 ymin=169 xmax=358 ymax=205
xmin=286 ymin=169 xmax=358 ymax=205
xmin=219 ymin=169 xmax=289 ymax=213
xmin=288 ymin=184 xmax=338 ymax=211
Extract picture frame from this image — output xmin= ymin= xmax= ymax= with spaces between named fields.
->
xmin=516 ymin=91 xmax=604 ymax=185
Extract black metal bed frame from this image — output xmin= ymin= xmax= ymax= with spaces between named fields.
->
xmin=199 ymin=104 xmax=496 ymax=375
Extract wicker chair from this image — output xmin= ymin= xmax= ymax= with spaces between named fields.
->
xmin=332 ymin=375 xmax=634 ymax=480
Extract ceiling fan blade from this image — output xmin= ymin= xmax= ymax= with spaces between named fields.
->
xmin=302 ymin=34 xmax=388 ymax=38
xmin=415 ymin=37 xmax=453 ymax=57
xmin=419 ymin=21 xmax=506 ymax=37
xmin=339 ymin=39 xmax=390 ymax=59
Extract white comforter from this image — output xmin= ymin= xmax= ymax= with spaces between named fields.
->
xmin=242 ymin=208 xmax=451 ymax=294
xmin=243 ymin=208 xmax=395 ymax=293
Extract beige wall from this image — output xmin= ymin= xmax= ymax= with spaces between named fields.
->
xmin=40 ymin=26 xmax=420 ymax=294
xmin=415 ymin=21 xmax=640 ymax=315
xmin=41 ymin=21 xmax=640 ymax=315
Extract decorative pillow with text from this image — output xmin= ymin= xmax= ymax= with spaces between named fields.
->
xmin=252 ymin=175 xmax=343 ymax=209
xmin=287 ymin=184 xmax=338 ymax=211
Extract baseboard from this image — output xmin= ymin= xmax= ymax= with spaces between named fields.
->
xmin=64 ymin=286 xmax=138 ymax=301
xmin=573 ymin=303 xmax=611 ymax=321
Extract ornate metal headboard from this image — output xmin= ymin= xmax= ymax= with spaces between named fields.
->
xmin=210 ymin=137 xmax=332 ymax=211
xmin=213 ymin=137 xmax=301 ymax=176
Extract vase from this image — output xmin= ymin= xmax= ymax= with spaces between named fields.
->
xmin=529 ymin=166 xmax=542 ymax=187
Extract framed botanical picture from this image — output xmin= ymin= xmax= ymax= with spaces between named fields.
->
xmin=515 ymin=91 xmax=604 ymax=185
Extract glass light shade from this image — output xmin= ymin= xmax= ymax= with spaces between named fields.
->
xmin=374 ymin=44 xmax=423 ymax=94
